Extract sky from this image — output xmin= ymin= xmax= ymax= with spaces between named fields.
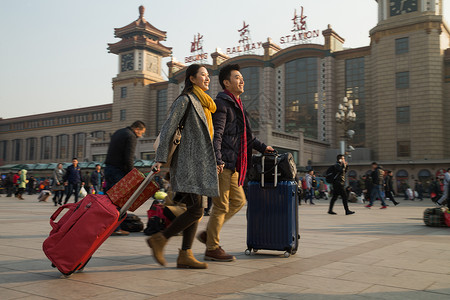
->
xmin=1 ymin=0 xmax=449 ymax=119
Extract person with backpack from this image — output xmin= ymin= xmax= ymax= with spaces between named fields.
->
xmin=327 ymin=154 xmax=355 ymax=215
xmin=365 ymin=162 xmax=388 ymax=209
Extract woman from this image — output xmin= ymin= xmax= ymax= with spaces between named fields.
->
xmin=147 ymin=64 xmax=219 ymax=269
xmin=17 ymin=169 xmax=28 ymax=200
xmin=52 ymin=163 xmax=66 ymax=206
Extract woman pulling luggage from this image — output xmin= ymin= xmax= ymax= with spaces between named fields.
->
xmin=147 ymin=64 xmax=219 ymax=269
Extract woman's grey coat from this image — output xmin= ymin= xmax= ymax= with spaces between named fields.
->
xmin=155 ymin=93 xmax=219 ymax=200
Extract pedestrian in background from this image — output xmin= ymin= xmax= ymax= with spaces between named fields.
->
xmin=328 ymin=154 xmax=355 ymax=215
xmin=52 ymin=163 xmax=66 ymax=206
xmin=384 ymin=170 xmax=399 ymax=206
xmin=436 ymin=168 xmax=450 ymax=207
xmin=305 ymin=170 xmax=315 ymax=205
xmin=104 ymin=120 xmax=146 ymax=236
xmin=5 ymin=172 xmax=14 ymax=197
xmin=366 ymin=162 xmax=388 ymax=209
xmin=63 ymin=158 xmax=84 ymax=204
xmin=17 ymin=169 xmax=28 ymax=200
xmin=90 ymin=164 xmax=104 ymax=194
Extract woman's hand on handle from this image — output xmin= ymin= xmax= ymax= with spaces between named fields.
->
xmin=153 ymin=162 xmax=163 ymax=173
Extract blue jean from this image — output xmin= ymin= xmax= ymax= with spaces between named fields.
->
xmin=307 ymin=188 xmax=314 ymax=204
xmin=369 ymin=184 xmax=387 ymax=206
xmin=105 ymin=165 xmax=127 ymax=231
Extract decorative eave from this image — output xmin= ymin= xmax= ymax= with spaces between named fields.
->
xmin=108 ymin=36 xmax=172 ymax=56
xmin=107 ymin=6 xmax=172 ymax=56
xmin=114 ymin=6 xmax=167 ymax=41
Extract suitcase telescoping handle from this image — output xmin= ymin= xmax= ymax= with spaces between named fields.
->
xmin=119 ymin=167 xmax=158 ymax=217
xmin=261 ymin=150 xmax=278 ymax=188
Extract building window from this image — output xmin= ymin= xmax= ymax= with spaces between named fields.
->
xmin=395 ymin=37 xmax=409 ymax=54
xmin=121 ymin=87 xmax=127 ymax=98
xmin=396 ymin=106 xmax=410 ymax=124
xmin=141 ymin=152 xmax=156 ymax=160
xmin=56 ymin=134 xmax=69 ymax=159
xmin=397 ymin=141 xmax=411 ymax=157
xmin=156 ymin=89 xmax=168 ymax=133
xmin=91 ymin=131 xmax=105 ymax=141
xmin=92 ymin=154 xmax=107 ymax=162
xmin=73 ymin=133 xmax=86 ymax=159
xmin=40 ymin=136 xmax=52 ymax=160
xmin=12 ymin=139 xmax=22 ymax=161
xmin=26 ymin=138 xmax=37 ymax=160
xmin=345 ymin=57 xmax=365 ymax=147
xmin=120 ymin=109 xmax=126 ymax=121
xmin=285 ymin=57 xmax=318 ymax=138
xmin=0 ymin=140 xmax=7 ymax=161
xmin=396 ymin=72 xmax=409 ymax=89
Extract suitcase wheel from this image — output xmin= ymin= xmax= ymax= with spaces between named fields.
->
xmin=283 ymin=251 xmax=291 ymax=258
xmin=51 ymin=263 xmax=56 ymax=268
xmin=245 ymin=249 xmax=251 ymax=256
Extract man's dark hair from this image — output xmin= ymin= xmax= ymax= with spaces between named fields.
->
xmin=219 ymin=64 xmax=240 ymax=90
xmin=447 ymin=167 xmax=450 ymax=172
xmin=72 ymin=158 xmax=78 ymax=161
xmin=130 ymin=120 xmax=146 ymax=129
xmin=336 ymin=154 xmax=345 ymax=161
xmin=372 ymin=161 xmax=378 ymax=165
xmin=95 ymin=164 xmax=100 ymax=167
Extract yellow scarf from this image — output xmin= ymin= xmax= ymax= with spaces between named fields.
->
xmin=192 ymin=85 xmax=216 ymax=139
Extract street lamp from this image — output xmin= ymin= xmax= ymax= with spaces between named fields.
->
xmin=335 ymin=96 xmax=356 ymax=156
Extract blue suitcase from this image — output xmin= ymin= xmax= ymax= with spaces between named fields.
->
xmin=246 ymin=180 xmax=299 ymax=257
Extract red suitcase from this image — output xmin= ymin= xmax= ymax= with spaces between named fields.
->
xmin=43 ymin=169 xmax=156 ymax=276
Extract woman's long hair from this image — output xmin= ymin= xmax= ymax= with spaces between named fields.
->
xmin=180 ymin=64 xmax=205 ymax=96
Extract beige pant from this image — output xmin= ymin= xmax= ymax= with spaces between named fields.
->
xmin=206 ymin=169 xmax=246 ymax=250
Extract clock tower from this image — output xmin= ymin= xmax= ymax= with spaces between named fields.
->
xmin=367 ymin=0 xmax=450 ymax=161
xmin=108 ymin=6 xmax=172 ymax=129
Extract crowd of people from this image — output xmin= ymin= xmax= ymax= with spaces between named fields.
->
xmin=0 ymin=161 xmax=105 ymax=206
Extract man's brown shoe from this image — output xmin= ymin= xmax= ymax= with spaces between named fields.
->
xmin=204 ymin=246 xmax=235 ymax=262
xmin=196 ymin=230 xmax=207 ymax=244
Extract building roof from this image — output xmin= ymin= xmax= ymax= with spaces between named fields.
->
xmin=108 ymin=6 xmax=172 ymax=56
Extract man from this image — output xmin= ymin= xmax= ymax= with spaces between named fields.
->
xmin=63 ymin=158 xmax=84 ymax=204
xmin=5 ymin=172 xmax=14 ymax=197
xmin=197 ymin=64 xmax=273 ymax=261
xmin=327 ymin=154 xmax=355 ymax=215
xmin=365 ymin=162 xmax=388 ymax=209
xmin=104 ymin=120 xmax=146 ymax=236
xmin=436 ymin=168 xmax=450 ymax=208
xmin=384 ymin=170 xmax=399 ymax=206
xmin=305 ymin=170 xmax=315 ymax=205
xmin=90 ymin=164 xmax=104 ymax=194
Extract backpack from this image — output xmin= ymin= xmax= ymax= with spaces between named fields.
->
xmin=121 ymin=214 xmax=144 ymax=232
xmin=325 ymin=165 xmax=337 ymax=184
xmin=423 ymin=208 xmax=446 ymax=227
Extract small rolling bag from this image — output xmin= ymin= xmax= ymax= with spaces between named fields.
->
xmin=246 ymin=153 xmax=299 ymax=257
xmin=42 ymin=169 xmax=157 ymax=276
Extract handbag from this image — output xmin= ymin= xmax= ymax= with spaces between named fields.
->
xmin=247 ymin=152 xmax=297 ymax=183
xmin=153 ymin=95 xmax=192 ymax=166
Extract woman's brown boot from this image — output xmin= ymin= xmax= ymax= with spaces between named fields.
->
xmin=146 ymin=232 xmax=167 ymax=266
xmin=177 ymin=249 xmax=208 ymax=269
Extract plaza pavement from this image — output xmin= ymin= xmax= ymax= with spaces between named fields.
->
xmin=0 ymin=193 xmax=449 ymax=300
